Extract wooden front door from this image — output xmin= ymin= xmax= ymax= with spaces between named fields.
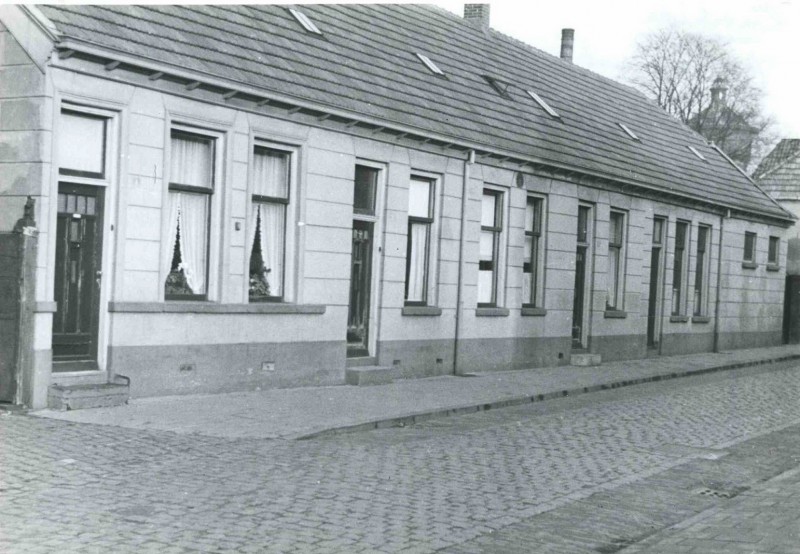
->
xmin=571 ymin=205 xmax=592 ymax=348
xmin=347 ymin=220 xmax=373 ymax=357
xmin=52 ymin=184 xmax=104 ymax=367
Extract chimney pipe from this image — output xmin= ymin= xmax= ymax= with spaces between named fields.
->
xmin=464 ymin=4 xmax=490 ymax=30
xmin=560 ymin=28 xmax=574 ymax=63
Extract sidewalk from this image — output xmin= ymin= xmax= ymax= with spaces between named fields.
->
xmin=33 ymin=344 xmax=800 ymax=440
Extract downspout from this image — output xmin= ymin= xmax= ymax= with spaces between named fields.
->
xmin=453 ymin=149 xmax=475 ymax=375
xmin=713 ymin=210 xmax=727 ymax=352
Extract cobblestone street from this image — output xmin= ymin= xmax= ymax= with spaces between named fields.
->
xmin=3 ymin=363 xmax=800 ymax=553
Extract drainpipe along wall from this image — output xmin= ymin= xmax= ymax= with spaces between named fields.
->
xmin=453 ymin=150 xmax=475 ymax=374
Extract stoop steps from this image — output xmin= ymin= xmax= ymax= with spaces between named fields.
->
xmin=48 ymin=377 xmax=130 ymax=410
xmin=571 ymin=353 xmax=602 ymax=367
xmin=345 ymin=366 xmax=394 ymax=386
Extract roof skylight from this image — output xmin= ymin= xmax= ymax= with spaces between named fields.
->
xmin=416 ymin=53 xmax=444 ymax=76
xmin=288 ymin=8 xmax=322 ymax=35
xmin=526 ymin=90 xmax=559 ymax=118
xmin=688 ymin=145 xmax=707 ymax=161
xmin=618 ymin=123 xmax=640 ymax=141
xmin=484 ymin=76 xmax=511 ymax=98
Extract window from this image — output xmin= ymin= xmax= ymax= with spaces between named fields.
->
xmin=165 ymin=130 xmax=215 ymax=299
xmin=672 ymin=221 xmax=689 ymax=315
xmin=744 ymin=232 xmax=757 ymax=264
xmin=526 ymin=90 xmax=559 ymax=118
xmin=484 ymin=76 xmax=511 ymax=98
xmin=249 ymin=147 xmax=290 ymax=301
xmin=405 ymin=176 xmax=435 ymax=305
xmin=288 ymin=8 xmax=322 ymax=34
xmin=354 ymin=165 xmax=378 ymax=216
xmin=687 ymin=145 xmax=707 ymax=161
xmin=59 ymin=109 xmax=107 ymax=178
xmin=523 ymin=196 xmax=545 ymax=307
xmin=478 ymin=189 xmax=503 ymax=306
xmin=416 ymin=53 xmax=445 ymax=76
xmin=768 ymin=236 xmax=780 ymax=266
xmin=618 ymin=123 xmax=640 ymax=141
xmin=606 ymin=210 xmax=626 ymax=310
xmin=694 ymin=225 xmax=711 ymax=316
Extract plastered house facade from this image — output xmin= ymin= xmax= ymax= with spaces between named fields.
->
xmin=0 ymin=4 xmax=793 ymax=409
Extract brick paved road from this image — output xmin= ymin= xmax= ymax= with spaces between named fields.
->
xmin=3 ymin=363 xmax=800 ymax=553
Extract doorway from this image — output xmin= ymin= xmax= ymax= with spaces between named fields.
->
xmin=571 ymin=204 xmax=593 ymax=349
xmin=647 ymin=217 xmax=666 ymax=349
xmin=52 ymin=184 xmax=104 ymax=370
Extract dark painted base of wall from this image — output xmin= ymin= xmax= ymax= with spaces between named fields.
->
xmin=108 ymin=341 xmax=345 ymax=398
xmin=590 ymin=334 xmax=647 ymax=362
xmin=454 ymin=336 xmax=572 ymax=374
xmin=660 ymin=332 xmax=715 ymax=357
xmin=377 ymin=339 xmax=454 ymax=379
xmin=718 ymin=331 xmax=783 ymax=351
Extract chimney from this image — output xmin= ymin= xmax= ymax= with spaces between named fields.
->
xmin=560 ymin=28 xmax=574 ymax=63
xmin=464 ymin=4 xmax=490 ymax=30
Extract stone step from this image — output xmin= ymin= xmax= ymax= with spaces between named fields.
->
xmin=345 ymin=366 xmax=394 ymax=386
xmin=571 ymin=353 xmax=602 ymax=367
xmin=48 ymin=381 xmax=129 ymax=411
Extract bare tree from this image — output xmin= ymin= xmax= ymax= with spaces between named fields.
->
xmin=624 ymin=28 xmax=774 ymax=171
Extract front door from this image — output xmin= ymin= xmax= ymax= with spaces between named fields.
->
xmin=647 ymin=218 xmax=666 ymax=348
xmin=571 ymin=205 xmax=592 ymax=348
xmin=347 ymin=220 xmax=373 ymax=357
xmin=52 ymin=184 xmax=103 ymax=368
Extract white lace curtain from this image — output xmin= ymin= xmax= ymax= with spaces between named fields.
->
xmin=250 ymin=148 xmax=289 ymax=297
xmin=406 ymin=223 xmax=428 ymax=302
xmin=165 ymin=192 xmax=209 ymax=295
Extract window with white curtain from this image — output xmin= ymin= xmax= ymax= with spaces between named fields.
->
xmin=479 ymin=189 xmax=503 ymax=306
xmin=405 ymin=176 xmax=434 ymax=305
xmin=164 ymin=130 xmax=214 ymax=299
xmin=694 ymin=225 xmax=711 ymax=316
xmin=249 ymin=146 xmax=290 ymax=301
xmin=523 ymin=196 xmax=545 ymax=307
xmin=606 ymin=210 xmax=626 ymax=310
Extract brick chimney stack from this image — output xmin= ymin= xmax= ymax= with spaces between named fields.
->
xmin=464 ymin=4 xmax=490 ymax=30
xmin=560 ymin=28 xmax=574 ymax=63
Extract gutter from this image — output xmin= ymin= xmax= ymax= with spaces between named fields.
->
xmin=453 ymin=150 xmax=475 ymax=375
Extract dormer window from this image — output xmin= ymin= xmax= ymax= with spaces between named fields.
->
xmin=288 ymin=8 xmax=322 ymax=35
xmin=416 ymin=53 xmax=445 ymax=76
xmin=618 ymin=123 xmax=640 ymax=141
xmin=687 ymin=145 xmax=707 ymax=161
xmin=526 ymin=90 xmax=559 ymax=118
xmin=484 ymin=76 xmax=511 ymax=98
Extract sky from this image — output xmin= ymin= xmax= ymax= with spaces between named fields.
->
xmin=434 ymin=0 xmax=800 ymax=138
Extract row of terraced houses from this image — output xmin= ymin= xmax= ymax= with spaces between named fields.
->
xmin=0 ymin=4 xmax=793 ymax=409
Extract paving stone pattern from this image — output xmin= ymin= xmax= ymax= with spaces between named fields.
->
xmin=3 ymin=364 xmax=800 ymax=553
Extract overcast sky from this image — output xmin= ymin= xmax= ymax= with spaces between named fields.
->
xmin=434 ymin=0 xmax=800 ymax=138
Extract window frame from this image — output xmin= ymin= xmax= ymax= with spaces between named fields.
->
xmin=671 ymin=220 xmax=690 ymax=316
xmin=768 ymin=236 xmax=780 ymax=267
xmin=58 ymin=107 xmax=109 ymax=180
xmin=606 ymin=209 xmax=627 ymax=311
xmin=523 ymin=194 xmax=546 ymax=308
xmin=404 ymin=174 xmax=437 ymax=306
xmin=248 ymin=145 xmax=293 ymax=303
xmin=478 ymin=187 xmax=505 ymax=308
xmin=743 ymin=231 xmax=757 ymax=265
xmin=164 ymin=126 xmax=222 ymax=302
xmin=693 ymin=225 xmax=711 ymax=317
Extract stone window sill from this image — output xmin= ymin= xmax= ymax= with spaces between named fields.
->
xmin=402 ymin=306 xmax=443 ymax=316
xmin=521 ymin=306 xmax=547 ymax=316
xmin=692 ymin=315 xmax=711 ymax=323
xmin=35 ymin=301 xmax=58 ymax=313
xmin=603 ymin=309 xmax=627 ymax=319
xmin=475 ymin=307 xmax=510 ymax=317
xmin=108 ymin=302 xmax=325 ymax=314
xmin=669 ymin=315 xmax=689 ymax=323
xmin=742 ymin=261 xmax=758 ymax=270
xmin=767 ymin=264 xmax=780 ymax=272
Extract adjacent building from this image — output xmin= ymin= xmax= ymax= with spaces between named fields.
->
xmin=0 ymin=4 xmax=793 ymax=409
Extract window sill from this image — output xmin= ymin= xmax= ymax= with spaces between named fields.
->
xmin=742 ymin=261 xmax=758 ymax=270
xmin=35 ymin=301 xmax=58 ymax=313
xmin=521 ymin=306 xmax=547 ymax=316
xmin=692 ymin=315 xmax=711 ymax=324
xmin=767 ymin=264 xmax=781 ymax=272
xmin=670 ymin=315 xmax=689 ymax=323
xmin=402 ymin=306 xmax=443 ymax=316
xmin=476 ymin=307 xmax=510 ymax=317
xmin=108 ymin=302 xmax=326 ymax=315
xmin=603 ymin=309 xmax=627 ymax=319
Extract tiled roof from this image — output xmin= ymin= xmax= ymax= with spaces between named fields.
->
xmin=38 ymin=4 xmax=791 ymax=221
xmin=753 ymin=139 xmax=800 ymax=196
